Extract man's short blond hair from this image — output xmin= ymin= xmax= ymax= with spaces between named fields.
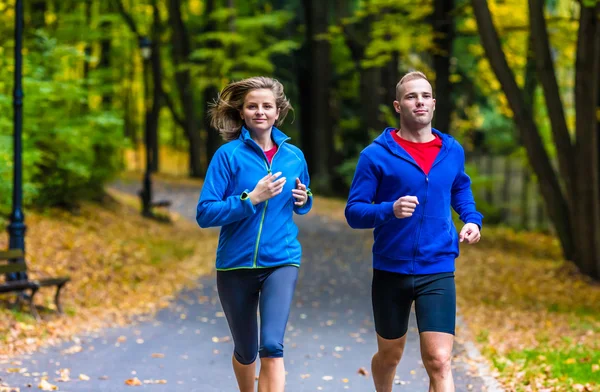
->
xmin=395 ymin=71 xmax=429 ymax=100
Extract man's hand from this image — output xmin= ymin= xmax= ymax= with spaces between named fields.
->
xmin=459 ymin=223 xmax=481 ymax=244
xmin=292 ymin=178 xmax=308 ymax=206
xmin=393 ymin=196 xmax=419 ymax=219
xmin=248 ymin=172 xmax=286 ymax=205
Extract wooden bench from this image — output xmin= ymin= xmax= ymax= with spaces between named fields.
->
xmin=0 ymin=249 xmax=70 ymax=320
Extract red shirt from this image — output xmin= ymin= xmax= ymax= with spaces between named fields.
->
xmin=264 ymin=145 xmax=278 ymax=164
xmin=391 ymin=129 xmax=442 ymax=175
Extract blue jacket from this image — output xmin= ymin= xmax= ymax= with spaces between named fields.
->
xmin=196 ymin=126 xmax=312 ymax=270
xmin=345 ymin=128 xmax=483 ymax=274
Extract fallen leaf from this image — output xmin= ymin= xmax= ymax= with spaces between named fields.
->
xmin=124 ymin=377 xmax=142 ymax=386
xmin=357 ymin=367 xmax=369 ymax=376
xmin=79 ymin=374 xmax=90 ymax=381
xmin=38 ymin=378 xmax=58 ymax=391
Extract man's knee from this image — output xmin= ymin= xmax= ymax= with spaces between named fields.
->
xmin=259 ymin=338 xmax=283 ymax=359
xmin=375 ymin=345 xmax=405 ymax=368
xmin=423 ymin=349 xmax=452 ymax=374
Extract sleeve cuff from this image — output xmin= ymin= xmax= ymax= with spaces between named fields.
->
xmin=240 ymin=190 xmax=256 ymax=214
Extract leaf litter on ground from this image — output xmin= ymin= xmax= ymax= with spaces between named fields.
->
xmin=0 ymin=189 xmax=218 ymax=358
xmin=311 ymin=197 xmax=600 ymax=391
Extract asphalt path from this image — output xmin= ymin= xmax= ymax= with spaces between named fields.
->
xmin=0 ymin=179 xmax=490 ymax=391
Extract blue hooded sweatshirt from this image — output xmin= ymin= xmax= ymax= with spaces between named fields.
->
xmin=196 ymin=126 xmax=312 ymax=270
xmin=345 ymin=127 xmax=483 ymax=274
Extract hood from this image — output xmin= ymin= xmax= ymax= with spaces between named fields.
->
xmin=373 ymin=127 xmax=455 ymax=162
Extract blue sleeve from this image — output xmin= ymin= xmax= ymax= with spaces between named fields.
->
xmin=345 ymin=153 xmax=396 ymax=229
xmin=293 ymin=159 xmax=313 ymax=215
xmin=451 ymin=147 xmax=483 ymax=228
xmin=196 ymin=148 xmax=256 ymax=228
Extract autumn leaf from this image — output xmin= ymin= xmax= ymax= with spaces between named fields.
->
xmin=38 ymin=378 xmax=58 ymax=391
xmin=124 ymin=377 xmax=142 ymax=386
xmin=0 ymin=189 xmax=218 ymax=358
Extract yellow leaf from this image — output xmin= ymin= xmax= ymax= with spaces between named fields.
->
xmin=565 ymin=358 xmax=576 ymax=364
xmin=38 ymin=378 xmax=58 ymax=391
xmin=124 ymin=377 xmax=142 ymax=386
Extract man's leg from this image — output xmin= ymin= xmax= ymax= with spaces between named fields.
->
xmin=420 ymin=332 xmax=454 ymax=392
xmin=414 ymin=272 xmax=456 ymax=392
xmin=371 ymin=269 xmax=414 ymax=392
xmin=372 ymin=334 xmax=407 ymax=392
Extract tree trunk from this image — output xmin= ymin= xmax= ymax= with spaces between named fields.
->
xmin=432 ymin=0 xmax=455 ymax=133
xmin=529 ymin=0 xmax=574 ymax=200
xmin=302 ymin=0 xmax=333 ymax=193
xmin=343 ymin=14 xmax=382 ymax=145
xmin=203 ymin=0 xmax=222 ymax=165
xmin=30 ymin=0 xmax=47 ymax=29
xmin=168 ymin=0 xmax=203 ymax=177
xmin=471 ymin=0 xmax=575 ymax=261
xmin=573 ymin=3 xmax=600 ymax=278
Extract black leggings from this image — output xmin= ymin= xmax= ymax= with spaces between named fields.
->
xmin=217 ymin=266 xmax=298 ymax=365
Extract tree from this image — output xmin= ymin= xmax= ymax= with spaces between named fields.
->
xmin=432 ymin=0 xmax=456 ymax=133
xmin=471 ymin=0 xmax=600 ymax=279
xmin=300 ymin=0 xmax=334 ymax=193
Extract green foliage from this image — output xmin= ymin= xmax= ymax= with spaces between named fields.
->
xmin=0 ymin=27 xmax=125 ymax=214
xmin=190 ymin=9 xmax=299 ymax=87
xmin=499 ymin=346 xmax=600 ymax=387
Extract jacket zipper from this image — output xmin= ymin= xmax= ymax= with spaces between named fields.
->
xmin=412 ymin=175 xmax=429 ymax=272
xmin=406 ymin=141 xmax=452 ymax=271
xmin=251 ymin=139 xmax=288 ymax=268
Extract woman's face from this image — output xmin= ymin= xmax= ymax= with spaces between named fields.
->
xmin=241 ymin=88 xmax=280 ymax=135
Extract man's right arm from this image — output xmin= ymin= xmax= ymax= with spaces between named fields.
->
xmin=345 ymin=153 xmax=396 ymax=229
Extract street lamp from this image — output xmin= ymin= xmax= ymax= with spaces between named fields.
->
xmin=7 ymin=0 xmax=27 ymax=281
xmin=138 ymin=36 xmax=153 ymax=217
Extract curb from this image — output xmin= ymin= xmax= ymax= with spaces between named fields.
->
xmin=456 ymin=312 xmax=506 ymax=392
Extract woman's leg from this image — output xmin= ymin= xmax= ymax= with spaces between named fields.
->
xmin=217 ymin=270 xmax=261 ymax=392
xmin=257 ymin=266 xmax=299 ymax=392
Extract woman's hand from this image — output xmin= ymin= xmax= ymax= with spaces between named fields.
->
xmin=292 ymin=178 xmax=308 ymax=206
xmin=248 ymin=172 xmax=286 ymax=205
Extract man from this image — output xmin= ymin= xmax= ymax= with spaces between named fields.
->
xmin=345 ymin=71 xmax=482 ymax=392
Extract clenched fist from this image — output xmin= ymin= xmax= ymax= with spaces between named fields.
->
xmin=393 ymin=195 xmax=419 ymax=219
xmin=248 ymin=172 xmax=287 ymax=205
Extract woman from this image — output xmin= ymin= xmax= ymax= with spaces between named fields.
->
xmin=196 ymin=76 xmax=312 ymax=392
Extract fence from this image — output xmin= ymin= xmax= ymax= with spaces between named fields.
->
xmin=466 ymin=154 xmax=551 ymax=232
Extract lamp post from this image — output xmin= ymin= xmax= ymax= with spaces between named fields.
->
xmin=7 ymin=0 xmax=27 ymax=281
xmin=139 ymin=36 xmax=153 ymax=217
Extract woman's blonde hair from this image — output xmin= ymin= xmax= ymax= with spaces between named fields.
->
xmin=209 ymin=76 xmax=293 ymax=141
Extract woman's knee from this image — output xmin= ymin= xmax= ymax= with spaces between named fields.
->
xmin=259 ymin=338 xmax=284 ymax=359
xmin=234 ymin=348 xmax=258 ymax=365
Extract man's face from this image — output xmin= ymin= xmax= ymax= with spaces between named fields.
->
xmin=393 ymin=78 xmax=436 ymax=127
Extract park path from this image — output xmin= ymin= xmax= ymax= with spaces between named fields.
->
xmin=0 ymin=178 xmax=490 ymax=391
